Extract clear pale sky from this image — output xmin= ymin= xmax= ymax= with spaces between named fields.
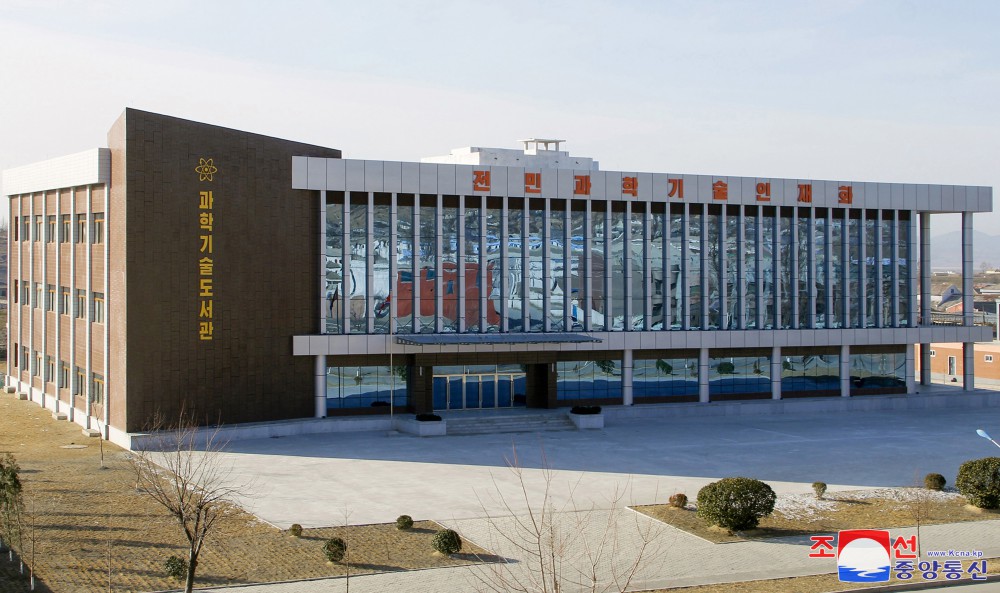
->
xmin=1 ymin=1 xmax=997 ymax=234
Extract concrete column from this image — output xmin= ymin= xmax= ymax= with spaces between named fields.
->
xmin=771 ymin=346 xmax=781 ymax=400
xmin=622 ymin=350 xmax=633 ymax=406
xmin=906 ymin=345 xmax=916 ymax=394
xmin=698 ymin=348 xmax=709 ymax=403
xmin=69 ymin=189 xmax=76 ymax=418
xmin=457 ymin=197 xmax=466 ymax=333
xmin=962 ymin=212 xmax=974 ymax=391
xmin=840 ymin=345 xmax=851 ymax=397
xmin=102 ymin=184 xmax=110 ymax=437
xmin=85 ymin=187 xmax=93 ymax=428
xmin=315 ymin=355 xmax=327 ymax=418
xmin=920 ymin=343 xmax=932 ymax=386
xmin=963 ymin=343 xmax=975 ymax=391
xmin=583 ymin=200 xmax=592 ymax=332
xmin=500 ymin=197 xmax=509 ymax=332
xmin=681 ymin=204 xmax=690 ymax=330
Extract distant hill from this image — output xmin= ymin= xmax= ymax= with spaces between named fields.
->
xmin=930 ymin=230 xmax=1000 ymax=271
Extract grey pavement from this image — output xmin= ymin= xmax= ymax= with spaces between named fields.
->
xmin=191 ymin=401 xmax=1000 ymax=592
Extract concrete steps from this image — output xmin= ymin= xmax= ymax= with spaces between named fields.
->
xmin=444 ymin=413 xmax=575 ymax=435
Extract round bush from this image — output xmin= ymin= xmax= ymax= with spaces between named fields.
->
xmin=924 ymin=473 xmax=947 ymax=491
xmin=288 ymin=523 xmax=303 ymax=537
xmin=432 ymin=529 xmax=462 ymax=555
xmin=716 ymin=361 xmax=736 ymax=375
xmin=396 ymin=514 xmax=414 ymax=530
xmin=956 ymin=457 xmax=1000 ymax=509
xmin=696 ymin=477 xmax=776 ymax=531
xmin=812 ymin=482 xmax=827 ymax=499
xmin=323 ymin=537 xmax=347 ymax=562
xmin=165 ymin=556 xmax=188 ymax=580
xmin=668 ymin=493 xmax=688 ymax=508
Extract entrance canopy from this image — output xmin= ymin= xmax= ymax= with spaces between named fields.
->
xmin=395 ymin=333 xmax=602 ymax=346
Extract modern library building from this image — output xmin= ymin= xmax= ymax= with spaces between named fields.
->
xmin=3 ymin=109 xmax=993 ymax=442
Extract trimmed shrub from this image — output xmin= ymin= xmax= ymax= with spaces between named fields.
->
xmin=716 ymin=361 xmax=736 ymax=375
xmin=697 ymin=477 xmax=776 ymax=531
xmin=570 ymin=405 xmax=602 ymax=415
xmin=432 ymin=529 xmax=462 ymax=555
xmin=924 ymin=473 xmax=946 ymax=491
xmin=396 ymin=514 xmax=414 ymax=530
xmin=956 ymin=457 xmax=1000 ymax=509
xmin=668 ymin=493 xmax=688 ymax=508
xmin=415 ymin=413 xmax=442 ymax=422
xmin=323 ymin=537 xmax=347 ymax=562
xmin=165 ymin=556 xmax=188 ymax=580
xmin=812 ymin=482 xmax=827 ymax=499
xmin=288 ymin=523 xmax=303 ymax=537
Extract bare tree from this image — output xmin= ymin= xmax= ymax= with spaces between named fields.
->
xmin=471 ymin=446 xmax=665 ymax=593
xmin=127 ymin=414 xmax=249 ymax=593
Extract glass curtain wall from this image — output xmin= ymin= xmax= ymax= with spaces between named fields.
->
xmin=372 ymin=196 xmax=391 ymax=334
xmin=418 ymin=197 xmax=437 ymax=332
xmin=396 ymin=197 xmax=415 ymax=333
xmin=633 ymin=357 xmax=699 ymax=398
xmin=609 ymin=203 xmax=626 ymax=331
xmin=507 ymin=199 xmax=525 ymax=332
xmin=570 ymin=202 xmax=587 ymax=330
xmin=485 ymin=198 xmax=503 ymax=332
xmin=630 ymin=204 xmax=645 ymax=331
xmin=590 ymin=202 xmax=607 ymax=331
xmin=349 ymin=195 xmax=368 ymax=334
xmin=650 ymin=204 xmax=667 ymax=330
xmin=325 ymin=196 xmax=344 ymax=334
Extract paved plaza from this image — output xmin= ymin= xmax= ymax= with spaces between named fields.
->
xmin=195 ymin=396 xmax=1000 ymax=592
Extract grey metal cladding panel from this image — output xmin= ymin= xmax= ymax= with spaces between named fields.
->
xmin=345 ymin=160 xmax=366 ymax=191
xmin=292 ymin=156 xmax=308 ymax=189
xmin=437 ymin=164 xmax=457 ymax=194
xmin=365 ymin=161 xmax=384 ymax=192
xmin=419 ymin=163 xmax=438 ymax=194
xmin=781 ymin=179 xmax=798 ymax=205
xmin=506 ymin=167 xmax=525 ymax=198
xmin=638 ymin=173 xmax=653 ymax=201
xmin=820 ymin=180 xmax=837 ymax=207
xmin=455 ymin=165 xmax=473 ymax=194
xmin=327 ymin=158 xmax=346 ymax=191
xmin=307 ymin=157 xmax=327 ymax=189
xmin=383 ymin=161 xmax=402 ymax=193
xmin=652 ymin=173 xmax=670 ymax=201
xmin=401 ymin=162 xmax=420 ymax=193
xmin=591 ymin=171 xmax=606 ymax=200
xmin=606 ymin=171 xmax=623 ymax=200
xmin=538 ymin=167 xmax=557 ymax=198
xmin=491 ymin=166 xmax=509 ymax=195
xmin=890 ymin=183 xmax=904 ymax=209
xmin=557 ymin=169 xmax=574 ymax=199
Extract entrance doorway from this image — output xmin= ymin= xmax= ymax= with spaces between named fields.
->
xmin=432 ymin=365 xmax=526 ymax=410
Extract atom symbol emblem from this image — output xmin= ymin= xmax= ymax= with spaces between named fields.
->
xmin=195 ymin=158 xmax=218 ymax=181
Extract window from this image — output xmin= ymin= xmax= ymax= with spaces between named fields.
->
xmin=929 ymin=350 xmax=936 ymax=357
xmin=60 ymin=214 xmax=71 ymax=243
xmin=12 ymin=280 xmax=17 ymax=304
xmin=21 ymin=217 xmax=30 ymax=242
xmin=34 ymin=215 xmax=42 ymax=241
xmin=75 ymin=214 xmax=87 ymax=243
xmin=44 ymin=356 xmax=54 ymax=382
xmin=21 ymin=347 xmax=29 ymax=371
xmin=12 ymin=343 xmax=17 ymax=368
xmin=60 ymin=287 xmax=70 ymax=315
xmin=21 ymin=282 xmax=30 ymax=306
xmin=92 ymin=212 xmax=105 ymax=244
xmin=32 ymin=351 xmax=41 ymax=377
xmin=92 ymin=292 xmax=105 ymax=323
xmin=986 ymin=355 xmax=994 ymax=363
xmin=91 ymin=373 xmax=105 ymax=405
xmin=74 ymin=290 xmax=87 ymax=319
xmin=59 ymin=362 xmax=69 ymax=389
xmin=73 ymin=366 xmax=85 ymax=396
xmin=13 ymin=217 xmax=17 ymax=241
xmin=46 ymin=284 xmax=55 ymax=312
xmin=34 ymin=283 xmax=42 ymax=308
xmin=948 ymin=356 xmax=957 ymax=375
xmin=47 ymin=215 xmax=56 ymax=242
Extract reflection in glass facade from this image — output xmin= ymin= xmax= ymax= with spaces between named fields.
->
xmin=323 ymin=195 xmax=916 ymax=337
xmin=633 ymin=358 xmax=698 ymax=398
xmin=850 ymin=350 xmax=906 ymax=392
xmin=708 ymin=353 xmax=771 ymax=396
xmin=556 ymin=360 xmax=622 ymax=401
xmin=327 ymin=365 xmax=408 ymax=409
xmin=781 ymin=351 xmax=840 ymax=393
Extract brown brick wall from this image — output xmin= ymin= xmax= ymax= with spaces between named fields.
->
xmin=112 ymin=109 xmax=341 ymax=431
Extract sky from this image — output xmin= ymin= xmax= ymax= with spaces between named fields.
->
xmin=0 ymin=0 xmax=997 ymax=235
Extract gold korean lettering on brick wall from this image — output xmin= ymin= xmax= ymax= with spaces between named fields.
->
xmin=195 ymin=157 xmax=218 ymax=341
